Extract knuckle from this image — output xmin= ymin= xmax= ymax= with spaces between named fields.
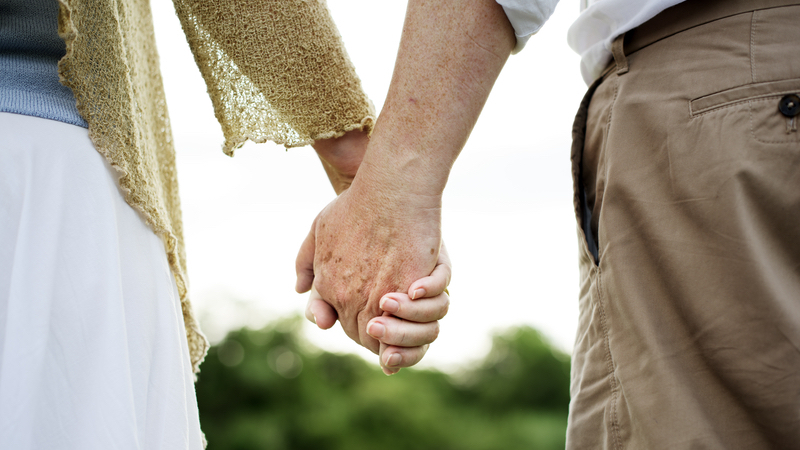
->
xmin=404 ymin=350 xmax=421 ymax=367
xmin=430 ymin=321 xmax=440 ymax=342
xmin=397 ymin=328 xmax=410 ymax=346
xmin=439 ymin=297 xmax=450 ymax=319
xmin=330 ymin=287 xmax=348 ymax=309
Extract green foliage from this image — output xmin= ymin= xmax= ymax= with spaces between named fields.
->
xmin=196 ymin=318 xmax=570 ymax=450
xmin=459 ymin=327 xmax=572 ymax=413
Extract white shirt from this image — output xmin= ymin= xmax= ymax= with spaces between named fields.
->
xmin=497 ymin=0 xmax=687 ymax=84
xmin=495 ymin=0 xmax=559 ymax=53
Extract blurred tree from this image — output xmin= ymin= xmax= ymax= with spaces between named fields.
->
xmin=195 ymin=318 xmax=570 ymax=450
xmin=458 ymin=327 xmax=572 ymax=413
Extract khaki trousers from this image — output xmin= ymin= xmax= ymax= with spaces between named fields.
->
xmin=568 ymin=1 xmax=800 ymax=448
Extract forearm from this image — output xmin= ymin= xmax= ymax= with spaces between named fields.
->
xmin=296 ymin=0 xmax=514 ymax=357
xmin=354 ymin=0 xmax=515 ymax=197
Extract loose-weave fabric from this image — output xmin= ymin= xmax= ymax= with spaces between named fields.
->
xmin=171 ymin=0 xmax=375 ymax=155
xmin=56 ymin=0 xmax=375 ymax=373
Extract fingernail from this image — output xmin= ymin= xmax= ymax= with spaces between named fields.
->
xmin=380 ymin=297 xmax=400 ymax=313
xmin=411 ymin=288 xmax=426 ymax=300
xmin=386 ymin=353 xmax=401 ymax=367
xmin=382 ymin=367 xmax=396 ymax=376
xmin=311 ymin=314 xmax=317 ymax=325
xmin=367 ymin=322 xmax=385 ymax=338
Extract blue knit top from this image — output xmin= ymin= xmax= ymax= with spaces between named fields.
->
xmin=0 ymin=0 xmax=88 ymax=128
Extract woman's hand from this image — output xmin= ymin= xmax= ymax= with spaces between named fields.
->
xmin=371 ymin=244 xmax=451 ymax=375
xmin=312 ymin=129 xmax=369 ymax=195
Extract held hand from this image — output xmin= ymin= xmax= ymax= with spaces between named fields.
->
xmin=371 ymin=244 xmax=451 ymax=375
xmin=295 ymin=177 xmax=443 ymax=355
xmin=305 ymin=244 xmax=451 ymax=375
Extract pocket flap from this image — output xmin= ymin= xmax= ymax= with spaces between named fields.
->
xmin=690 ymin=78 xmax=800 ymax=116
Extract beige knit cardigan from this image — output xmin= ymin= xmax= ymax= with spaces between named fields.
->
xmin=56 ymin=0 xmax=375 ymax=374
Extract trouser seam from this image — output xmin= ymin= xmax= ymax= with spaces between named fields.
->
xmin=750 ymin=11 xmax=758 ymax=83
xmin=594 ymin=74 xmax=620 ymax=257
xmin=595 ymin=269 xmax=622 ymax=450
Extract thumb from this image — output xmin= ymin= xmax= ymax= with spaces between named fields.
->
xmin=295 ymin=219 xmax=317 ymax=293
xmin=306 ymin=286 xmax=338 ymax=329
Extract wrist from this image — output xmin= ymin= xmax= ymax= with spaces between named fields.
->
xmin=348 ymin=149 xmax=445 ymax=217
xmin=313 ymin=129 xmax=369 ymax=194
xmin=353 ymin=128 xmax=455 ymax=199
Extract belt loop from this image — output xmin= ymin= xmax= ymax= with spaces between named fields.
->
xmin=611 ymin=33 xmax=629 ymax=75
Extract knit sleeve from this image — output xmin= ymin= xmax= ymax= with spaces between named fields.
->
xmin=171 ymin=0 xmax=375 ymax=155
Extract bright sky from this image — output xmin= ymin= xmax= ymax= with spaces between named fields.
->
xmin=151 ymin=1 xmax=587 ymax=371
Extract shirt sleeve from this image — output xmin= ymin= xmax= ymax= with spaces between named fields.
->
xmin=496 ymin=0 xmax=560 ymax=54
xmin=171 ymin=0 xmax=375 ymax=155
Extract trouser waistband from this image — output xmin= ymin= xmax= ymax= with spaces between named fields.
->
xmin=625 ymin=0 xmax=800 ymax=56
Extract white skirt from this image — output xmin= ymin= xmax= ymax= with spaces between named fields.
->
xmin=0 ymin=113 xmax=203 ymax=449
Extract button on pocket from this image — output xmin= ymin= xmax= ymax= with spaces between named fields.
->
xmin=779 ymin=94 xmax=800 ymax=117
xmin=690 ymin=79 xmax=800 ymax=144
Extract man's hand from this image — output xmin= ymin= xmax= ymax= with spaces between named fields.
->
xmin=297 ymin=0 xmax=513 ymax=370
xmin=302 ymin=240 xmax=451 ymax=375
xmin=309 ymin=126 xmax=450 ymax=376
xmin=295 ymin=176 xmax=443 ymax=354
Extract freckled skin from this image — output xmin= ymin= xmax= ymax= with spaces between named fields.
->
xmin=297 ymin=0 xmax=514 ymax=356
xmin=306 ymin=184 xmax=441 ymax=352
